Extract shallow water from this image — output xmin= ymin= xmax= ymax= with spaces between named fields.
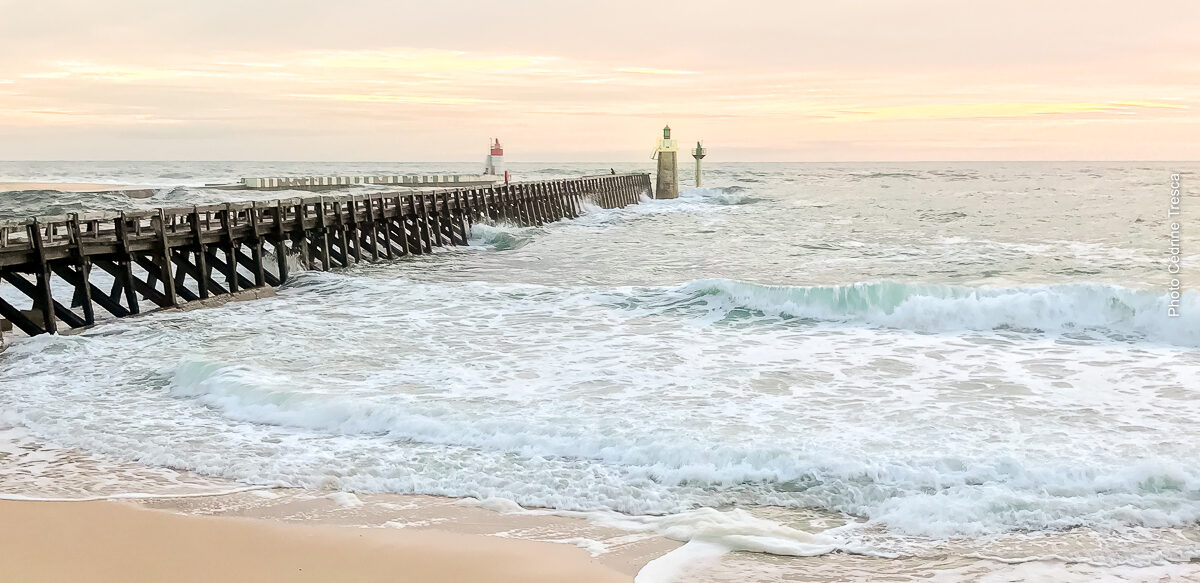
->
xmin=1 ymin=161 xmax=1198 ymax=581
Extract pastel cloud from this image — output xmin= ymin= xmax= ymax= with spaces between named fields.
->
xmin=837 ymin=101 xmax=1189 ymax=121
xmin=616 ymin=67 xmax=695 ymax=76
xmin=0 ymin=0 xmax=1196 ymax=161
xmin=287 ymin=93 xmax=498 ymax=106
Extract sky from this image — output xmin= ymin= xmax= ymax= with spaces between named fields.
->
xmin=0 ymin=0 xmax=1197 ymax=161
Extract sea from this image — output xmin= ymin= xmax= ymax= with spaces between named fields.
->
xmin=1 ymin=161 xmax=1198 ymax=582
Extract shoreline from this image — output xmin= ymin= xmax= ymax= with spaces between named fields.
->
xmin=2 ymin=441 xmax=1199 ymax=582
xmin=0 ymin=498 xmax=633 ymax=583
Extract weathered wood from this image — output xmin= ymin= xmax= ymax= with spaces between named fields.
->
xmin=443 ymin=192 xmax=459 ymax=245
xmin=380 ymin=200 xmax=395 ymax=260
xmin=319 ymin=219 xmax=332 ymax=271
xmin=443 ymin=193 xmax=456 ymax=241
xmin=347 ymin=200 xmax=363 ymax=264
xmin=204 ymin=247 xmax=256 ymax=291
xmin=27 ymin=221 xmax=58 ymax=333
xmin=67 ymin=214 xmax=96 ymax=325
xmin=365 ymin=198 xmax=381 ymax=261
xmin=218 ymin=206 xmax=241 ymax=293
xmin=245 ymin=206 xmax=266 ymax=288
xmin=52 ymin=263 xmax=129 ymax=318
xmin=0 ymin=174 xmax=646 ymax=336
xmin=540 ymin=182 xmax=553 ymax=222
xmin=532 ymin=183 xmax=544 ymax=222
xmin=0 ymin=271 xmax=85 ymax=329
xmin=460 ymin=188 xmax=475 ymax=228
xmin=429 ymin=193 xmax=446 ymax=247
xmin=138 ymin=253 xmax=201 ymax=302
xmin=189 ymin=209 xmax=212 ymax=300
xmin=92 ymin=258 xmax=156 ymax=310
xmin=0 ymin=296 xmax=42 ymax=336
xmin=514 ymin=185 xmax=528 ymax=226
xmin=296 ymin=232 xmax=311 ymax=270
xmin=326 ymin=227 xmax=346 ymax=268
xmin=273 ymin=201 xmax=290 ymax=284
xmin=130 ymin=255 xmax=191 ymax=306
xmin=173 ymin=249 xmax=228 ymax=297
xmin=415 ymin=194 xmax=433 ymax=253
xmin=250 ymin=239 xmax=267 ymax=287
xmin=155 ymin=209 xmax=179 ymax=306
xmin=117 ymin=258 xmax=140 ymax=315
xmin=455 ymin=190 xmax=470 ymax=244
xmin=525 ymin=184 xmax=540 ymax=226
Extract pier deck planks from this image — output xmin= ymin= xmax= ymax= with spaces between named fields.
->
xmin=0 ymin=173 xmax=652 ymax=337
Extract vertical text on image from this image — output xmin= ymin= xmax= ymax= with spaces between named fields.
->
xmin=1167 ymin=173 xmax=1182 ymax=317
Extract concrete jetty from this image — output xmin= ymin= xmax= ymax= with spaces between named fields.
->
xmin=0 ymin=173 xmax=652 ymax=338
xmin=216 ymin=174 xmax=504 ymax=191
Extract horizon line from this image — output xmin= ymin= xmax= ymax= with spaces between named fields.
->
xmin=1 ymin=159 xmax=1197 ymax=164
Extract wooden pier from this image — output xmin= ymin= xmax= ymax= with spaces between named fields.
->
xmin=0 ymin=173 xmax=651 ymax=338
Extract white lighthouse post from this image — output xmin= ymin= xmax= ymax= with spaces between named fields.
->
xmin=691 ymin=141 xmax=707 ymax=188
xmin=484 ymin=138 xmax=504 ymax=177
xmin=651 ymin=125 xmax=679 ymax=199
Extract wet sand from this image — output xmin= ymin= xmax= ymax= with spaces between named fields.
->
xmin=0 ymin=499 xmax=633 ymax=583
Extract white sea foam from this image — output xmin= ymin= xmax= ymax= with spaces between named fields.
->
xmin=459 ymin=497 xmax=850 ymax=564
xmin=681 ymin=186 xmax=758 ymax=206
xmin=4 ymin=275 xmax=1199 ymax=546
xmin=635 ymin=540 xmax=727 ymax=583
xmin=589 ymin=507 xmax=843 ymax=557
xmin=679 ymin=279 xmax=1200 ymax=346
xmin=325 ymin=491 xmax=364 ymax=508
xmin=157 ymin=360 xmax=1200 ymax=537
xmin=3 ymin=162 xmax=1199 ymax=577
xmin=468 ymin=221 xmax=534 ymax=251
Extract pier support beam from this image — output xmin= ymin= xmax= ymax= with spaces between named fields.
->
xmin=0 ymin=173 xmax=649 ymax=337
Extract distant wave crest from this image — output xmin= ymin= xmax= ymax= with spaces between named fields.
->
xmin=673 ymin=279 xmax=1200 ymax=346
xmin=684 ymin=186 xmax=758 ymax=205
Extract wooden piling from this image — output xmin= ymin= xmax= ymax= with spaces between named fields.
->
xmin=0 ymin=174 xmax=647 ymax=336
xmin=273 ymin=200 xmax=290 ymax=284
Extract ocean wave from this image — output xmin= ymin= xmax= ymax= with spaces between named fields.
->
xmin=457 ymin=499 xmax=855 ymax=581
xmin=468 ymin=222 xmax=533 ymax=250
xmin=0 ymin=190 xmax=136 ymax=219
xmin=672 ymin=279 xmax=1200 ymax=346
xmin=848 ymin=171 xmax=922 ymax=180
xmin=166 ymin=359 xmax=1200 ymax=536
xmin=682 ymin=186 xmax=758 ymax=206
xmin=465 ymin=498 xmax=846 ymax=556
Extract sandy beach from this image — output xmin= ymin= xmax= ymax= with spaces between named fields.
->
xmin=0 ymin=499 xmax=632 ymax=583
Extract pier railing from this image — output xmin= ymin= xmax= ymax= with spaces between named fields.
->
xmin=0 ymin=173 xmax=652 ymax=337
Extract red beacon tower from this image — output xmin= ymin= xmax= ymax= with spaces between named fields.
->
xmin=484 ymin=138 xmax=507 ymax=182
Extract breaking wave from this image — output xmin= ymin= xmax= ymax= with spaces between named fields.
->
xmin=683 ymin=186 xmax=759 ymax=206
xmin=166 ymin=358 xmax=1200 ymax=538
xmin=672 ymin=279 xmax=1200 ymax=346
xmin=0 ymin=190 xmax=136 ymax=220
xmin=468 ymin=222 xmax=534 ymax=250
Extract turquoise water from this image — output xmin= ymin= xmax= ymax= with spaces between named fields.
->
xmin=2 ymin=162 xmax=1198 ymax=581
